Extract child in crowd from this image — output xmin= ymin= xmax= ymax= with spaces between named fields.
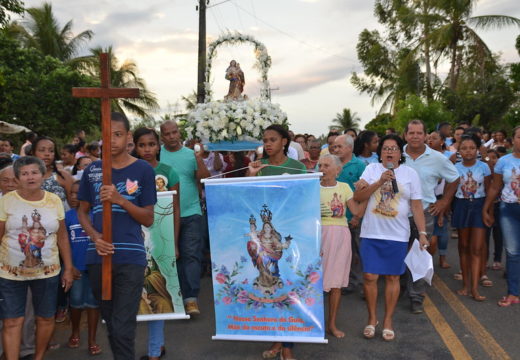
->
xmin=133 ymin=127 xmax=180 ymax=360
xmin=452 ymin=134 xmax=491 ymax=301
xmin=77 ymin=112 xmax=157 ymax=360
xmin=72 ymin=156 xmax=93 ymax=181
xmin=66 ymin=180 xmax=102 ymax=356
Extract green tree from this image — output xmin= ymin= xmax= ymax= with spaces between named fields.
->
xmin=393 ymin=95 xmax=453 ymax=132
xmin=0 ymin=32 xmax=99 ymax=142
xmin=0 ymin=0 xmax=23 ymax=27
xmin=351 ymin=29 xmax=423 ymax=114
xmin=432 ymin=0 xmax=520 ymax=90
xmin=374 ymin=0 xmax=446 ymax=103
xmin=74 ymin=46 xmax=159 ymax=120
xmin=364 ymin=113 xmax=394 ymax=135
xmin=7 ymin=2 xmax=92 ymax=61
xmin=330 ymin=108 xmax=361 ymax=131
xmin=442 ymin=53 xmax=514 ymax=129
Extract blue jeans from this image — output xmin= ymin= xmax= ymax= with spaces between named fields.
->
xmin=147 ymin=320 xmax=165 ymax=357
xmin=70 ymin=270 xmax=99 ymax=309
xmin=500 ymin=202 xmax=520 ymax=296
xmin=0 ymin=275 xmax=59 ymax=318
xmin=178 ymin=214 xmax=203 ymax=300
xmin=433 ymin=215 xmax=450 ymax=256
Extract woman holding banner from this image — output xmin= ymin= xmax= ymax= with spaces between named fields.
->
xmin=133 ymin=128 xmax=181 ymax=360
xmin=248 ymin=124 xmax=306 ymax=360
xmin=354 ymin=134 xmax=428 ymax=342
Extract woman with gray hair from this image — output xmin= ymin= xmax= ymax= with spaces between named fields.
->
xmin=0 ymin=156 xmax=74 ymax=360
xmin=318 ymin=153 xmax=360 ymax=338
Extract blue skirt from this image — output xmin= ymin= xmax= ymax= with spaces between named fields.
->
xmin=360 ymin=238 xmax=408 ymax=275
xmin=451 ymin=198 xmax=486 ymax=229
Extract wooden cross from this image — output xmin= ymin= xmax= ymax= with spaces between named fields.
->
xmin=72 ymin=53 xmax=140 ymax=300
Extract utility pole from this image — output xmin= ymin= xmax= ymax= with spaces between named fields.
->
xmin=196 ymin=0 xmax=208 ymax=104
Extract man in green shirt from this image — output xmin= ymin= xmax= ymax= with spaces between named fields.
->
xmin=159 ymin=120 xmax=210 ymax=315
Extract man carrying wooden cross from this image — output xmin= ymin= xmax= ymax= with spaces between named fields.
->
xmin=77 ymin=113 xmax=156 ymax=360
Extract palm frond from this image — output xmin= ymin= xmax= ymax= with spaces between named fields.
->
xmin=468 ymin=15 xmax=520 ymax=31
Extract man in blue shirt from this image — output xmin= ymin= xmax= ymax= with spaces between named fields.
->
xmin=404 ymin=119 xmax=459 ymax=314
xmin=78 ymin=113 xmax=156 ymax=360
xmin=160 ymin=120 xmax=210 ymax=316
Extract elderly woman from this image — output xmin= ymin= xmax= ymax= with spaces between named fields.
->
xmin=354 ymin=134 xmax=428 ymax=341
xmin=318 ymin=154 xmax=360 ymax=338
xmin=0 ymin=156 xmax=74 ymax=360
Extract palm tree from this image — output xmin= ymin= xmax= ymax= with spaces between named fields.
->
xmin=7 ymin=2 xmax=93 ymax=61
xmin=330 ymin=108 xmax=361 ymax=131
xmin=351 ymin=29 xmax=423 ymax=114
xmin=74 ymin=46 xmax=159 ymax=120
xmin=375 ymin=0 xmax=445 ymax=103
xmin=431 ymin=0 xmax=520 ymax=90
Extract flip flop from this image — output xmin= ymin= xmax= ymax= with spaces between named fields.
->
xmin=453 ymin=272 xmax=463 ymax=281
xmin=498 ymin=296 xmax=520 ymax=307
xmin=88 ymin=344 xmax=102 ymax=356
xmin=67 ymin=336 xmax=80 ymax=348
xmin=262 ymin=348 xmax=281 ymax=359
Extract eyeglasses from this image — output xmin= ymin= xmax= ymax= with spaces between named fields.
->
xmin=382 ymin=146 xmax=400 ymax=152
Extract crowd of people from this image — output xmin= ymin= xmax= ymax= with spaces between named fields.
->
xmin=0 ymin=114 xmax=518 ymax=360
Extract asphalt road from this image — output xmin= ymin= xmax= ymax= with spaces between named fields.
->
xmin=50 ymin=233 xmax=519 ymax=360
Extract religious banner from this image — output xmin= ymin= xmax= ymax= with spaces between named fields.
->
xmin=204 ymin=174 xmax=326 ymax=343
xmin=138 ymin=191 xmax=188 ymax=321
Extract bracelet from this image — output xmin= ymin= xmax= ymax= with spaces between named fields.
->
xmin=419 ymin=231 xmax=427 ymax=236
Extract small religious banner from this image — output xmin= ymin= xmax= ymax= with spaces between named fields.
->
xmin=138 ymin=191 xmax=188 ymax=321
xmin=203 ymin=174 xmax=326 ymax=343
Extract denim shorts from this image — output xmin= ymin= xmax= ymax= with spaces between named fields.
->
xmin=0 ymin=275 xmax=59 ymax=319
xmin=69 ymin=270 xmax=99 ymax=309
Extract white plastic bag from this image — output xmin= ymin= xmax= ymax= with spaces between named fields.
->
xmin=404 ymin=239 xmax=434 ymax=285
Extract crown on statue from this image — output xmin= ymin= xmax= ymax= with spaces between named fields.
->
xmin=260 ymin=204 xmax=272 ymax=223
xmin=249 ymin=215 xmax=256 ymax=225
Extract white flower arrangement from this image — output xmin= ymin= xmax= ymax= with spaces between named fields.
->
xmin=204 ymin=32 xmax=272 ymax=103
xmin=185 ymin=99 xmax=288 ymax=142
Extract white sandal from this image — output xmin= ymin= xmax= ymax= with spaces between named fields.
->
xmin=363 ymin=322 xmax=378 ymax=339
xmin=382 ymin=328 xmax=395 ymax=341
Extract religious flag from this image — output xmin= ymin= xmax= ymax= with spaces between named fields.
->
xmin=204 ymin=174 xmax=326 ymax=343
xmin=138 ymin=191 xmax=189 ymax=321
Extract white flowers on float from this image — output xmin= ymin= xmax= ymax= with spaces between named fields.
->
xmin=185 ymin=99 xmax=288 ymax=142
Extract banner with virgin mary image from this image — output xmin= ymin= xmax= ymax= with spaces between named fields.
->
xmin=203 ymin=173 xmax=326 ymax=343
xmin=138 ymin=191 xmax=189 ymax=321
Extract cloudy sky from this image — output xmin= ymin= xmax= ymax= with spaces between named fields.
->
xmin=21 ymin=0 xmax=520 ymax=136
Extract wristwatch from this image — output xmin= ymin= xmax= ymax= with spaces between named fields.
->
xmin=419 ymin=231 xmax=427 ymax=236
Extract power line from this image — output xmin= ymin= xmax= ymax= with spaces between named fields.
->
xmin=207 ymin=0 xmax=232 ymax=8
xmin=233 ymin=2 xmax=246 ymax=31
xmin=249 ymin=0 xmax=258 ymax=27
xmin=209 ymin=7 xmax=224 ymax=33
